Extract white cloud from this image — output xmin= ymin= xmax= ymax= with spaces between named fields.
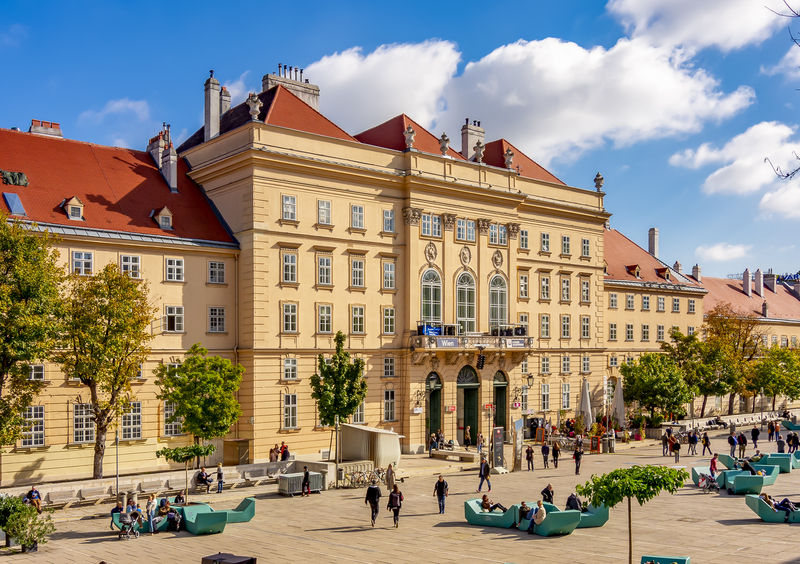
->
xmin=305 ymin=40 xmax=461 ymax=134
xmin=695 ymin=243 xmax=753 ymax=261
xmin=761 ymin=46 xmax=800 ymax=80
xmin=79 ymin=98 xmax=150 ymax=124
xmin=607 ymin=0 xmax=785 ymax=53
xmin=669 ymin=121 xmax=798 ymax=194
xmin=0 ymin=24 xmax=27 ymax=49
xmin=222 ymin=71 xmax=253 ymax=106
xmin=759 ymin=182 xmax=800 ymax=218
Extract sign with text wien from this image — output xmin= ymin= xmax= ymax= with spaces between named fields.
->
xmin=436 ymin=337 xmax=459 ymax=348
xmin=493 ymin=426 xmax=504 ymax=468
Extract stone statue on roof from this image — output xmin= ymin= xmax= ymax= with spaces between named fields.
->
xmin=1 ymin=170 xmax=29 ymax=187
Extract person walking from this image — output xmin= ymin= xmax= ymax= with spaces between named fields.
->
xmin=738 ymin=433 xmax=747 ymax=458
xmin=525 ymin=445 xmax=534 ymax=471
xmin=365 ymin=478 xmax=382 ymax=527
xmin=301 ymin=466 xmax=311 ymax=497
xmin=768 ymin=421 xmax=775 ymax=442
xmin=477 ymin=457 xmax=492 ymax=492
xmin=573 ymin=447 xmax=583 ymax=475
xmin=216 ymin=463 xmax=224 ymax=494
xmin=387 ymin=484 xmax=403 ymax=528
xmin=668 ymin=433 xmax=676 ymax=455
xmin=433 ymin=475 xmax=448 ymax=514
xmin=792 ymin=432 xmax=800 ymax=454
xmin=541 ymin=483 xmax=554 ymax=504
xmin=710 ymin=453 xmax=719 ymax=478
xmin=477 ymin=432 xmax=484 ymax=454
xmin=701 ymin=432 xmax=712 ymax=456
xmin=688 ymin=431 xmax=698 ymax=455
xmin=661 ymin=432 xmax=669 ymax=456
xmin=777 ymin=433 xmax=786 ymax=453
xmin=386 ymin=463 xmax=395 ymax=494
xmin=751 ymin=425 xmax=760 ymax=449
xmin=464 ymin=426 xmax=471 ymax=452
xmin=541 ymin=443 xmax=550 ymax=469
xmin=673 ymin=439 xmax=681 ymax=463
xmin=429 ymin=434 xmax=437 ymax=457
xmin=552 ymin=441 xmax=560 ymax=469
xmin=728 ymin=432 xmax=737 ymax=458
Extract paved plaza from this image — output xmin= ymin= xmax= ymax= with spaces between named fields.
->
xmin=7 ymin=430 xmax=800 ymax=564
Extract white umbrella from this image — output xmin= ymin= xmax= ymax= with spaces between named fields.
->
xmin=612 ymin=377 xmax=626 ymax=427
xmin=579 ymin=378 xmax=594 ymax=429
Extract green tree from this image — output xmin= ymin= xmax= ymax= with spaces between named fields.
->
xmin=0 ymin=216 xmax=64 ymax=445
xmin=154 ymin=343 xmax=244 ymax=451
xmin=576 ymin=465 xmax=689 ymax=564
xmin=750 ymin=346 xmax=800 ymax=410
xmin=54 ymin=264 xmax=155 ymax=479
xmin=4 ymin=504 xmax=55 ymax=553
xmin=620 ymin=353 xmax=692 ymax=420
xmin=156 ymin=444 xmax=217 ymax=502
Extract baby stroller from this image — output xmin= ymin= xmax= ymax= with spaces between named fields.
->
xmin=118 ymin=513 xmax=140 ymax=540
xmin=698 ymin=473 xmax=720 ymax=494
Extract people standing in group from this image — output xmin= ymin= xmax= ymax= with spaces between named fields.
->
xmin=301 ymin=466 xmax=311 ymax=497
xmin=667 ymin=433 xmax=676 ymax=455
xmin=433 ymin=475 xmax=448 ymax=514
xmin=477 ymin=457 xmax=492 ymax=492
xmin=738 ymin=433 xmax=748 ymax=458
xmin=701 ymin=433 xmax=712 ymax=456
xmin=145 ymin=494 xmax=158 ymax=534
xmin=728 ymin=433 xmax=737 ymax=458
xmin=216 ymin=463 xmax=224 ymax=493
xmin=541 ymin=483 xmax=554 ymax=504
xmin=281 ymin=442 xmax=291 ymax=461
xmin=777 ymin=433 xmax=786 ymax=453
xmin=573 ymin=447 xmax=583 ymax=475
xmin=673 ymin=439 xmax=681 ymax=463
xmin=386 ymin=464 xmax=395 ymax=493
xmin=541 ymin=443 xmax=550 ymax=469
xmin=269 ymin=445 xmax=278 ymax=463
xmin=792 ymin=433 xmax=800 ymax=454
xmin=365 ymin=478 xmax=382 ymax=527
xmin=387 ymin=484 xmax=403 ymax=528
xmin=710 ymin=453 xmax=719 ymax=478
xmin=525 ymin=445 xmax=534 ymax=471
xmin=552 ymin=441 xmax=560 ymax=468
xmin=477 ymin=432 xmax=484 ymax=454
xmin=429 ymin=434 xmax=437 ymax=457
xmin=464 ymin=426 xmax=471 ymax=452
xmin=787 ymin=432 xmax=794 ymax=454
xmin=688 ymin=431 xmax=698 ymax=455
xmin=768 ymin=421 xmax=775 ymax=442
xmin=751 ymin=425 xmax=760 ymax=449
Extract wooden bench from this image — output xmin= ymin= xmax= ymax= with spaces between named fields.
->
xmin=166 ymin=479 xmax=187 ymax=492
xmin=430 ymin=449 xmax=480 ymax=463
xmin=45 ymin=490 xmax=80 ymax=508
xmin=80 ymin=486 xmax=111 ymax=505
xmin=138 ymin=479 xmax=164 ymax=495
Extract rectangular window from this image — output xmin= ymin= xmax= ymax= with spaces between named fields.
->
xmin=562 ymin=355 xmax=571 ymax=373
xmin=561 ymin=236 xmax=570 ymax=255
xmin=283 ymin=394 xmax=298 ymax=429
xmin=122 ymin=402 xmax=142 ymax=440
xmin=541 ymin=384 xmax=550 ymax=411
xmin=657 ymin=296 xmax=665 ymax=311
xmin=422 ymin=214 xmax=432 ymax=237
xmin=519 ymin=274 xmax=529 ymax=298
xmin=22 ymin=406 xmax=44 ymax=447
xmin=541 ymin=276 xmax=550 ymax=300
xmin=163 ymin=306 xmax=184 ymax=332
xmin=541 ymin=232 xmax=550 ymax=252
xmin=642 ymin=295 xmax=650 ymax=310
xmin=582 ymin=356 xmax=590 ymax=373
xmin=73 ymin=403 xmax=95 ymax=443
xmin=351 ymin=259 xmax=365 ymax=287
xmin=609 ymin=293 xmax=618 ymax=308
xmin=383 ymin=307 xmax=396 ymax=335
xmin=466 ymin=220 xmax=476 ymax=241
xmin=561 ymin=278 xmax=570 ymax=301
xmin=208 ymin=261 xmax=225 ymax=284
xmin=282 ymin=252 xmax=297 ymax=283
xmin=541 ymin=356 xmax=550 ymax=374
xmin=642 ymin=324 xmax=650 ymax=341
xmin=610 ymin=356 xmax=618 ymax=367
xmin=673 ymin=325 xmax=681 ymax=337
xmin=582 ymin=238 xmax=590 ymax=257
xmin=432 ymin=215 xmax=442 ymax=238
xmin=520 ymin=356 xmax=529 ymax=375
xmin=763 ymin=335 xmax=769 ymax=347
xmin=383 ymin=262 xmax=396 ymax=289
xmin=317 ymin=256 xmax=332 ymax=285
xmin=164 ymin=402 xmax=182 ymax=436
xmin=383 ymin=210 xmax=395 ymax=233
xmin=520 ymin=230 xmax=529 ymax=249
xmin=688 ymin=326 xmax=696 ymax=336
xmin=519 ymin=313 xmax=529 ymax=336
xmin=672 ymin=298 xmax=680 ymax=312
xmin=384 ymin=357 xmax=396 ymax=378
xmin=283 ymin=358 xmax=298 ymax=380
xmin=581 ymin=279 xmax=590 ymax=302
xmin=626 ymin=357 xmax=634 ymax=366
xmin=282 ymin=195 xmax=296 ymax=220
xmin=457 ymin=218 xmax=467 ymax=240
xmin=540 ymin=314 xmax=550 ymax=338
xmin=609 ymin=323 xmax=617 ymax=341
xmin=351 ymin=205 xmax=365 ymax=229
xmin=561 ymin=315 xmax=570 ymax=339
xmin=72 ymin=251 xmax=93 ymax=276
xmin=283 ymin=303 xmax=297 ymax=333
xmin=581 ymin=316 xmax=590 ymax=339
xmin=208 ymin=307 xmax=226 ymax=333
xmin=28 ymin=364 xmax=44 ymax=381
xmin=562 ymin=383 xmax=571 ymax=409
xmin=351 ymin=305 xmax=365 ymax=334
xmin=657 ymin=325 xmax=665 ymax=341
xmin=498 ymin=225 xmax=507 ymax=246
xmin=793 ymin=336 xmax=797 ymax=347
xmin=166 ymin=258 xmax=184 ymax=282
xmin=626 ymin=294 xmax=634 ymax=309
xmin=318 ymin=304 xmax=332 ymax=333
xmin=489 ymin=224 xmax=499 ymax=245
xmin=626 ymin=323 xmax=634 ymax=341
xmin=521 ymin=385 xmax=529 ymax=411
xmin=352 ymin=401 xmax=365 ymax=424
xmin=120 ymin=255 xmax=140 ymax=279
xmin=384 ymin=389 xmax=396 ymax=421
xmin=318 ymin=200 xmax=332 ymax=225
xmin=688 ymin=299 xmax=696 ymax=313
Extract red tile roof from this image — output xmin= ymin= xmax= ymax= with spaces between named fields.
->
xmin=0 ymin=128 xmax=235 ymax=244
xmin=483 ymin=139 xmax=565 ymax=185
xmin=604 ymin=228 xmax=702 ymax=287
xmin=177 ymin=85 xmax=356 ymax=152
xmin=702 ymin=276 xmax=800 ymax=320
xmin=354 ymin=114 xmax=467 ymax=160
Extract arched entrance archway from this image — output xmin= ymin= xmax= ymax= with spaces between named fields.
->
xmin=493 ymin=371 xmax=508 ymax=431
xmin=426 ymin=372 xmax=442 ymax=436
xmin=457 ymin=365 xmax=479 ymax=445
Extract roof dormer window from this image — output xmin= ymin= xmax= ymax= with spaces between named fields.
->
xmin=656 ymin=267 xmax=671 ymax=281
xmin=63 ymin=196 xmax=84 ymax=221
xmin=152 ymin=206 xmax=173 ymax=230
xmin=626 ymin=264 xmax=640 ymax=278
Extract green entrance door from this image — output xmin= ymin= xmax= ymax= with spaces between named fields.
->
xmin=457 ymin=366 xmax=480 ymax=445
xmin=494 ymin=372 xmax=508 ymax=431
xmin=426 ymin=373 xmax=442 ymax=434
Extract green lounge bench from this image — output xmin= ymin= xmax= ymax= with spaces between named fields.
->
xmin=717 ymin=453 xmax=737 ymax=470
xmin=182 ymin=504 xmax=228 ymax=535
xmin=464 ymin=498 xmax=517 ymax=528
xmin=641 ymin=556 xmax=690 ymax=564
xmin=112 ymin=511 xmax=169 ymax=533
xmin=517 ymin=502 xmax=581 ymax=536
xmin=576 ymin=503 xmax=609 ymax=528
xmin=726 ymin=472 xmax=765 ymax=495
xmin=781 ymin=420 xmax=800 ymax=431
xmin=221 ymin=497 xmax=255 ymax=523
xmin=744 ymin=494 xmax=800 ymax=523
xmin=757 ymin=454 xmax=792 ymax=474
xmin=752 ymin=464 xmax=779 ymax=486
xmin=690 ymin=466 xmax=712 ymax=487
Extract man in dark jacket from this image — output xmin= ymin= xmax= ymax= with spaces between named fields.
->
xmin=477 ymin=457 xmax=491 ymax=492
xmin=541 ymin=443 xmax=550 ymax=469
xmin=365 ymin=478 xmax=382 ymax=527
xmin=433 ymin=475 xmax=448 ymax=514
xmin=301 ymin=466 xmax=311 ymax=497
xmin=751 ymin=425 xmax=760 ymax=449
xmin=738 ymin=433 xmax=748 ymax=458
xmin=574 ymin=448 xmax=583 ymax=475
xmin=566 ymin=492 xmax=586 ymax=512
xmin=728 ymin=433 xmax=737 ymax=458
xmin=525 ymin=445 xmax=534 ymax=471
xmin=541 ymin=483 xmax=554 ymax=504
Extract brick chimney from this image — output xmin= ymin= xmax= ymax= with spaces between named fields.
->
xmin=29 ymin=119 xmax=63 ymax=138
xmin=743 ymin=268 xmax=752 ymax=297
xmin=220 ymin=86 xmax=231 ymax=116
xmin=755 ymin=268 xmax=764 ymax=296
xmin=692 ymin=264 xmax=702 ymax=283
xmin=762 ymin=300 xmax=769 ymax=317
xmin=648 ymin=228 xmax=659 ymax=258
xmin=146 ymin=129 xmax=166 ymax=170
xmin=262 ymin=64 xmax=320 ymax=110
xmin=204 ymin=71 xmax=220 ymax=142
xmin=461 ymin=118 xmax=485 ymax=161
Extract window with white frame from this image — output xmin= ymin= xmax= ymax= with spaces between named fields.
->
xmin=519 ymin=313 xmax=529 ymax=336
xmin=793 ymin=336 xmax=798 ymax=348
xmin=208 ymin=307 xmax=226 ymax=333
xmin=432 ymin=215 xmax=442 ymax=238
xmin=688 ymin=326 xmax=696 ymax=336
xmin=541 ymin=314 xmax=550 ymax=338
xmin=121 ymin=255 xmax=140 ymax=279
xmin=519 ymin=273 xmax=529 ymax=298
xmin=489 ymin=276 xmax=508 ymax=330
xmin=166 ymin=258 xmax=184 ymax=282
xmin=383 ymin=262 xmax=396 ymax=289
xmin=520 ymin=356 xmax=529 ymax=375
xmin=562 ymin=235 xmax=570 ymax=254
xmin=384 ymin=357 xmax=395 ymax=378
xmin=642 ymin=324 xmax=650 ymax=341
xmin=688 ymin=299 xmax=696 ymax=313
xmin=626 ymin=323 xmax=634 ymax=341
xmin=22 ymin=406 xmax=44 ymax=446
xmin=763 ymin=335 xmax=769 ymax=347
xmin=562 ymin=355 xmax=571 ymax=373
xmin=457 ymin=218 xmax=467 ymax=240
xmin=283 ymin=303 xmax=297 ymax=333
xmin=626 ymin=356 xmax=634 ymax=365
xmin=672 ymin=298 xmax=680 ymax=312
xmin=283 ymin=358 xmax=298 ymax=380
xmin=209 ymin=261 xmax=225 ymax=284
xmin=282 ymin=195 xmax=297 ymax=220
xmin=498 ymin=225 xmax=507 ymax=246
xmin=561 ymin=315 xmax=570 ymax=339
xmin=73 ymin=403 xmax=95 ymax=443
xmin=351 ymin=205 xmax=365 ymax=229
xmin=626 ymin=294 xmax=634 ymax=309
xmin=69 ymin=205 xmax=82 ymax=219
xmin=163 ymin=306 xmax=184 ymax=332
xmin=318 ymin=304 xmax=332 ymax=333
xmin=562 ymin=383 xmax=571 ymax=408
xmin=541 ymin=356 xmax=550 ymax=374
xmin=610 ymin=355 xmax=618 ymax=367
xmin=422 ymin=214 xmax=432 ymax=237
xmin=489 ymin=224 xmax=499 ymax=244
xmin=466 ymin=220 xmax=476 ymax=241
xmin=351 ymin=258 xmax=365 ymax=287
xmin=122 ymin=402 xmax=142 ymax=440
xmin=318 ymin=200 xmax=331 ymax=224
xmin=383 ymin=307 xmax=396 ymax=334
xmin=582 ymin=238 xmax=590 ymax=257
xmin=282 ymin=252 xmax=297 ymax=283
xmin=642 ymin=295 xmax=650 ymax=310
xmin=72 ymin=251 xmax=93 ymax=276
xmin=657 ymin=325 xmax=665 ymax=341
xmin=421 ymin=269 xmax=442 ymax=323
xmin=657 ymin=297 xmax=665 ymax=311
xmin=164 ymin=402 xmax=182 ymax=436
xmin=541 ymin=384 xmax=550 ymax=411
xmin=28 ymin=364 xmax=44 ymax=381
xmin=609 ymin=293 xmax=618 ymax=308
xmin=383 ymin=389 xmax=396 ymax=421
xmin=351 ymin=305 xmax=365 ymax=334
xmin=317 ymin=256 xmax=332 ymax=285
xmin=581 ymin=316 xmax=590 ymax=339
xmin=283 ymin=393 xmax=298 ymax=429
xmin=541 ymin=232 xmax=550 ymax=252
xmin=582 ymin=356 xmax=590 ymax=373
xmin=561 ymin=277 xmax=570 ymax=301
xmin=520 ymin=229 xmax=529 ymax=249
xmin=352 ymin=401 xmax=365 ymax=424
xmin=577 ymin=280 xmax=588 ymax=304
xmin=609 ymin=323 xmax=617 ymax=340
xmin=521 ymin=385 xmax=529 ymax=411
xmin=383 ymin=209 xmax=395 ymax=233
xmin=541 ymin=275 xmax=550 ymax=299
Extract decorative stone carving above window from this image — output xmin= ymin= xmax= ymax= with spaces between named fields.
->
xmin=506 ymin=223 xmax=520 ymax=239
xmin=441 ymin=213 xmax=456 ymax=231
xmin=460 ymin=246 xmax=472 ymax=266
xmin=477 ymin=218 xmax=491 ymax=235
xmin=403 ymin=207 xmax=422 ymax=226
xmin=492 ymin=249 xmax=503 ymax=269
xmin=424 ymin=241 xmax=437 ymax=263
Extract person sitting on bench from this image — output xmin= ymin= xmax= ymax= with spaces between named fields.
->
xmin=480 ymin=494 xmax=507 ymax=513
xmin=517 ymin=501 xmax=530 ymax=523
xmin=739 ymin=459 xmax=758 ymax=475
xmin=714 ymin=416 xmax=728 ymax=429
xmin=25 ymin=486 xmax=42 ymax=514
xmin=174 ymin=490 xmax=185 ymax=504
xmin=566 ymin=492 xmax=588 ymax=512
xmin=196 ymin=467 xmax=213 ymax=493
xmin=525 ymin=500 xmax=547 ymax=534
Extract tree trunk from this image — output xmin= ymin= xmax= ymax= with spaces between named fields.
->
xmin=93 ymin=426 xmax=107 ymax=479
xmin=752 ymin=397 xmax=757 ymax=413
xmin=628 ymin=496 xmax=633 ymax=564
xmin=700 ymin=395 xmax=708 ymax=418
xmin=728 ymin=393 xmax=736 ymax=415
xmin=185 ymin=461 xmax=189 ymax=503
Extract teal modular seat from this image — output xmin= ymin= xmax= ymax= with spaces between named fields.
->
xmin=752 ymin=464 xmax=779 ymax=486
xmin=690 ymin=466 xmax=712 ymax=486
xmin=781 ymin=420 xmax=800 ymax=431
xmin=221 ymin=497 xmax=256 ymax=523
xmin=576 ymin=504 xmax=609 ymax=528
xmin=641 ymin=556 xmax=690 ymax=564
xmin=464 ymin=498 xmax=517 ymax=528
xmin=112 ymin=511 xmax=170 ymax=533
xmin=794 ymin=452 xmax=800 ymax=469
xmin=717 ymin=453 xmax=737 ymax=470
xmin=517 ymin=502 xmax=581 ymax=537
xmin=720 ymin=470 xmax=765 ymax=495
xmin=745 ymin=494 xmax=800 ymax=523
xmin=181 ymin=503 xmax=228 ymax=535
xmin=758 ymin=454 xmax=793 ymax=474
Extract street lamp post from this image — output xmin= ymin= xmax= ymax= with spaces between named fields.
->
xmin=115 ymin=414 xmax=120 ymax=503
xmin=760 ymin=387 xmax=765 ymax=430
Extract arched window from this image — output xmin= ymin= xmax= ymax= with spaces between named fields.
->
xmin=457 ymin=365 xmax=479 ymax=386
xmin=489 ymin=275 xmax=507 ymax=330
xmin=421 ymin=269 xmax=442 ymax=324
xmin=456 ymin=272 xmax=476 ymax=334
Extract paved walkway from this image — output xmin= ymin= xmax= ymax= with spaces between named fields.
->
xmin=8 ymin=428 xmax=793 ymax=564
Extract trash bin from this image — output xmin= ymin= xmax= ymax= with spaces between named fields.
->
xmin=608 ymin=434 xmax=616 ymax=453
xmin=601 ymin=437 xmax=609 ymax=453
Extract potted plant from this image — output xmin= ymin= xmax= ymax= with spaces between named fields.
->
xmin=4 ymin=504 xmax=54 ymax=553
xmin=0 ymin=495 xmax=27 ymax=548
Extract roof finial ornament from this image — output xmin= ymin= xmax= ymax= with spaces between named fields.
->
xmin=439 ymin=133 xmax=450 ymax=156
xmin=474 ymin=140 xmax=485 ymax=163
xmin=504 ymin=148 xmax=514 ymax=168
xmin=246 ymin=93 xmax=262 ymax=121
xmin=210 ymin=70 xmax=215 ymax=78
xmin=594 ymin=172 xmax=604 ymax=191
xmin=404 ymin=125 xmax=416 ymax=149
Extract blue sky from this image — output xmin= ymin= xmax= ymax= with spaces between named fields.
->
xmin=3 ymin=0 xmax=800 ymax=278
